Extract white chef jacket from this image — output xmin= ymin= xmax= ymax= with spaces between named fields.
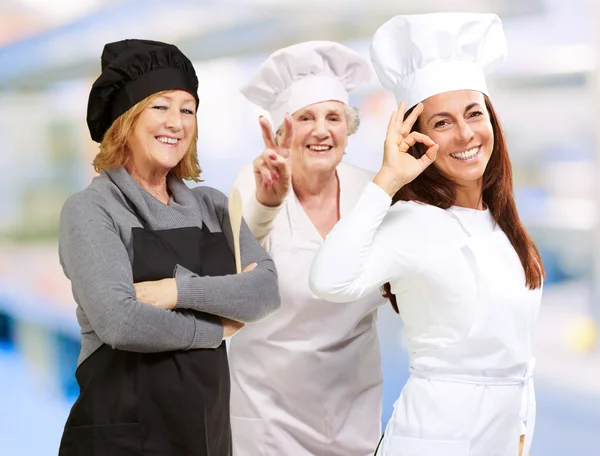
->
xmin=310 ymin=182 xmax=542 ymax=456
xmin=228 ymin=162 xmax=386 ymax=456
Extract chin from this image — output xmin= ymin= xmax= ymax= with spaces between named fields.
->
xmin=451 ymin=170 xmax=487 ymax=183
xmin=153 ymin=154 xmax=185 ymax=169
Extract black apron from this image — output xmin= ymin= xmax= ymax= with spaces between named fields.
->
xmin=59 ymin=224 xmax=234 ymax=455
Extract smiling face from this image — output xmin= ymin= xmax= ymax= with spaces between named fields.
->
xmin=283 ymin=100 xmax=349 ymax=174
xmin=419 ymin=90 xmax=494 ymax=188
xmin=126 ymin=90 xmax=197 ymax=176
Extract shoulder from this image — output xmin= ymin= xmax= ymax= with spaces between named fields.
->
xmin=189 ymin=185 xmax=228 ymax=210
xmin=384 ymin=201 xmax=453 ymax=234
xmin=62 ymin=171 xmax=136 ymax=219
xmin=61 ymin=180 xmax=111 ymax=222
xmin=59 ymin=184 xmax=119 ymax=244
xmin=183 ymin=185 xmax=228 ymax=230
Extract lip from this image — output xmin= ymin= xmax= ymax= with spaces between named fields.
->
xmin=450 ymin=146 xmax=481 ymax=161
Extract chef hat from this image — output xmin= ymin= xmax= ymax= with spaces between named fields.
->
xmin=241 ymin=41 xmax=371 ymax=130
xmin=370 ymin=13 xmax=507 ymax=110
xmin=87 ymin=39 xmax=199 ymax=143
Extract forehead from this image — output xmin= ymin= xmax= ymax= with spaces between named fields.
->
xmin=153 ymin=90 xmax=196 ymax=104
xmin=421 ymin=90 xmax=485 ymax=115
xmin=294 ymin=100 xmax=346 ymax=115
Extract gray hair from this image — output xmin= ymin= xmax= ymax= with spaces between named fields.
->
xmin=275 ymin=105 xmax=360 ymax=139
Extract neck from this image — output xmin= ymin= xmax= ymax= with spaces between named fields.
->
xmin=453 ymin=179 xmax=485 ymax=210
xmin=292 ymin=167 xmax=338 ymax=201
xmin=126 ymin=164 xmax=170 ymax=204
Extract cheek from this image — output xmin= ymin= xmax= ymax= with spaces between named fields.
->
xmin=475 ymin=121 xmax=493 ymax=145
xmin=332 ymin=127 xmax=348 ymax=147
xmin=127 ymin=130 xmax=144 ymax=152
xmin=137 ymin=112 xmax=162 ymax=131
xmin=428 ymin=132 xmax=451 ymax=155
xmin=484 ymin=128 xmax=494 ymax=150
xmin=291 ymin=126 xmax=310 ymax=151
xmin=183 ymin=117 xmax=197 ymax=132
xmin=183 ymin=121 xmax=197 ymax=140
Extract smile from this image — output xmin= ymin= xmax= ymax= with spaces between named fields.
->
xmin=450 ymin=146 xmax=480 ymax=161
xmin=307 ymin=145 xmax=332 ymax=152
xmin=156 ymin=136 xmax=179 ymax=145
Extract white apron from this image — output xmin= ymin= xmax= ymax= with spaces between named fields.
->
xmin=379 ymin=211 xmax=541 ymax=456
xmin=229 ymin=164 xmax=384 ymax=456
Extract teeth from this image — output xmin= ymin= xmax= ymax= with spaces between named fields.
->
xmin=309 ymin=145 xmax=331 ymax=151
xmin=157 ymin=137 xmax=178 ymax=145
xmin=451 ymin=147 xmax=478 ymax=159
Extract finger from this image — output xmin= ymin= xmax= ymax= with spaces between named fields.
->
xmin=420 ymin=144 xmax=439 ymax=165
xmin=385 ymin=109 xmax=398 ymax=141
xmin=242 ymin=262 xmax=257 ymax=272
xmin=403 ymin=132 xmax=436 ymax=148
xmin=254 ymin=156 xmax=276 ymax=183
xmin=254 ymin=157 xmax=274 ymax=183
xmin=279 ymin=113 xmax=293 ymax=153
xmin=267 ymin=150 xmax=290 ymax=173
xmin=253 ymin=154 xmax=268 ymax=170
xmin=395 ymin=100 xmax=406 ymax=133
xmin=273 ymin=160 xmax=291 ymax=181
xmin=259 ymin=116 xmax=277 ymax=150
xmin=258 ymin=166 xmax=273 ymax=185
xmin=261 ymin=151 xmax=284 ymax=179
xmin=401 ymin=102 xmax=424 ymax=136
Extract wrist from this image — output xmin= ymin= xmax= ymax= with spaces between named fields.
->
xmin=373 ymin=170 xmax=406 ymax=197
xmin=255 ymin=191 xmax=284 ymax=208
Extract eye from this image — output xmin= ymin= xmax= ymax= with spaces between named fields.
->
xmin=181 ymin=108 xmax=194 ymax=115
xmin=469 ymin=111 xmax=483 ymax=119
xmin=152 ymin=105 xmax=168 ymax=111
xmin=328 ymin=115 xmax=341 ymax=122
xmin=298 ymin=115 xmax=312 ymax=121
xmin=434 ymin=119 xmax=449 ymax=129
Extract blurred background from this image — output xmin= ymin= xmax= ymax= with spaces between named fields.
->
xmin=0 ymin=0 xmax=599 ymax=454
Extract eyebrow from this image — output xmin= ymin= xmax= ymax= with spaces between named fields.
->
xmin=427 ymin=102 xmax=481 ymax=124
xmin=297 ymin=109 xmax=344 ymax=116
xmin=155 ymin=94 xmax=196 ymax=104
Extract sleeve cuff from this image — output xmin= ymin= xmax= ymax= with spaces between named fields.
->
xmin=174 ymin=264 xmax=206 ymax=310
xmin=364 ymin=181 xmax=393 ymax=207
xmin=190 ymin=312 xmax=224 ymax=349
xmin=246 ymin=192 xmax=285 ymax=224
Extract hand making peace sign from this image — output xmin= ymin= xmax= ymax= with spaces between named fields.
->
xmin=253 ymin=114 xmax=294 ymax=207
xmin=374 ymin=100 xmax=439 ymax=197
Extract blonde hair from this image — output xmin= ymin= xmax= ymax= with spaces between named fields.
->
xmin=92 ymin=90 xmax=202 ymax=182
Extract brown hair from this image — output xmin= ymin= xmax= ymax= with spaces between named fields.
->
xmin=383 ymin=95 xmax=545 ymax=313
xmin=92 ymin=90 xmax=202 ymax=182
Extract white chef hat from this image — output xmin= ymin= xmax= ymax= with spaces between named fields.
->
xmin=370 ymin=13 xmax=507 ymax=110
xmin=241 ymin=40 xmax=371 ymax=130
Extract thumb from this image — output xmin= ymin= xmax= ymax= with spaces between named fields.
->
xmin=422 ymin=144 xmax=439 ymax=165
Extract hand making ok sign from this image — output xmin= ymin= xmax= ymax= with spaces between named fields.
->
xmin=374 ymin=100 xmax=439 ymax=197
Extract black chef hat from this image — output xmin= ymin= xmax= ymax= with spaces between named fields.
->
xmin=87 ymin=39 xmax=199 ymax=143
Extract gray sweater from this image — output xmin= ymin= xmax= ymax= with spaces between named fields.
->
xmin=59 ymin=167 xmax=280 ymax=365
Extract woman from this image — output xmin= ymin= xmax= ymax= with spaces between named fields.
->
xmin=57 ymin=39 xmax=279 ymax=456
xmin=310 ymin=14 xmax=543 ymax=456
xmin=228 ymin=41 xmax=386 ymax=456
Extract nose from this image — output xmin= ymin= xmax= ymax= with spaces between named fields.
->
xmin=165 ymin=107 xmax=183 ymax=131
xmin=456 ymin=120 xmax=474 ymax=143
xmin=313 ymin=117 xmax=329 ymax=139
